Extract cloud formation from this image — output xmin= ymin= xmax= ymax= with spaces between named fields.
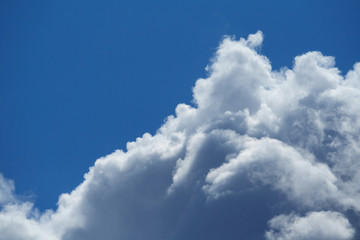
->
xmin=1 ymin=31 xmax=360 ymax=239
xmin=265 ymin=211 xmax=355 ymax=240
xmin=0 ymin=174 xmax=15 ymax=205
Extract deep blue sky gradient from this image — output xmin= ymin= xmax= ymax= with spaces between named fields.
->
xmin=1 ymin=0 xmax=359 ymax=210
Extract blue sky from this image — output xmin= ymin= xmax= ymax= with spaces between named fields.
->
xmin=1 ymin=1 xmax=360 ymax=239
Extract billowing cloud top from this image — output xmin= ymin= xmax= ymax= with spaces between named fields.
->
xmin=1 ymin=31 xmax=360 ymax=240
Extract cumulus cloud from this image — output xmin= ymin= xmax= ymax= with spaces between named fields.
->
xmin=1 ymin=31 xmax=360 ymax=239
xmin=265 ymin=211 xmax=355 ymax=240
xmin=0 ymin=203 xmax=57 ymax=240
xmin=202 ymin=137 xmax=340 ymax=207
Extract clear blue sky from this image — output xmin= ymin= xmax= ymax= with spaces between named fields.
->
xmin=1 ymin=0 xmax=359 ymax=212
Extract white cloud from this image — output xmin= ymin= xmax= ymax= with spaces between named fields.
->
xmin=265 ymin=211 xmax=355 ymax=240
xmin=0 ymin=173 xmax=15 ymax=205
xmin=0 ymin=203 xmax=57 ymax=240
xmin=1 ymin=31 xmax=360 ymax=239
xmin=202 ymin=137 xmax=340 ymax=207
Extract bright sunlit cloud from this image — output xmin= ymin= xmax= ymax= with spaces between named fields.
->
xmin=1 ymin=31 xmax=359 ymax=240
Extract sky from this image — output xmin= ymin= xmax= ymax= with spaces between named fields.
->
xmin=1 ymin=0 xmax=360 ymax=239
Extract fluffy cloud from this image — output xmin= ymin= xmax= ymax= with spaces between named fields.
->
xmin=202 ymin=137 xmax=340 ymax=207
xmin=0 ymin=203 xmax=57 ymax=240
xmin=1 ymin=31 xmax=360 ymax=239
xmin=265 ymin=211 xmax=355 ymax=240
